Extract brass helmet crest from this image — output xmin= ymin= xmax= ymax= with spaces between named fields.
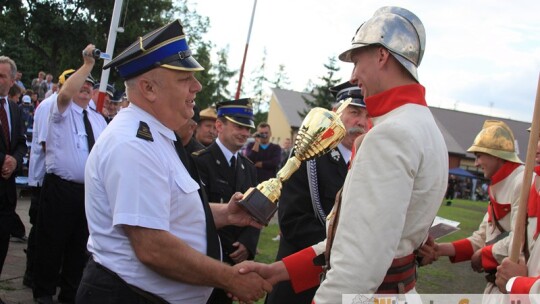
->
xmin=467 ymin=120 xmax=522 ymax=163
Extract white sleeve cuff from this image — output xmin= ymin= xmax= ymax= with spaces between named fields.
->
xmin=506 ymin=277 xmax=517 ymax=293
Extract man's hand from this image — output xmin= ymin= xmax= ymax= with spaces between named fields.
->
xmin=237 ymin=260 xmax=289 ymax=286
xmin=226 ymin=263 xmax=272 ymax=303
xmin=2 ymin=155 xmax=17 ymax=179
xmin=495 ymin=257 xmax=527 ymax=293
xmin=255 ymin=161 xmax=263 ymax=168
xmin=81 ymin=44 xmax=97 ymax=65
xmin=229 ymin=242 xmax=249 ymax=264
xmin=226 ymin=192 xmax=264 ymax=229
xmin=471 ymin=249 xmax=484 ymax=273
xmin=417 ymin=235 xmax=439 ymax=266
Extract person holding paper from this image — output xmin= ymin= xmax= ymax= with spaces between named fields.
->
xmin=430 ymin=120 xmax=524 ymax=297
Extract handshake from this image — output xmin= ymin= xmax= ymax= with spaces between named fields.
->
xmin=225 ymin=260 xmax=287 ymax=303
xmin=416 ymin=235 xmax=440 ymax=266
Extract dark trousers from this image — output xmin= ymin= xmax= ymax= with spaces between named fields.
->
xmin=77 ymin=259 xmax=168 ymax=304
xmin=0 ymin=191 xmax=17 ymax=275
xmin=206 ymin=288 xmax=232 ymax=304
xmin=265 ymin=280 xmax=318 ymax=304
xmin=33 ymin=174 xmax=89 ymax=301
xmin=24 ymin=185 xmax=42 ymax=284
xmin=10 ymin=211 xmax=26 ymax=238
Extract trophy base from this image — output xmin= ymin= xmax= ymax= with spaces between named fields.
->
xmin=238 ymin=188 xmax=278 ymax=225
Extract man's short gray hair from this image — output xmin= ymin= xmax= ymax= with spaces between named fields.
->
xmin=0 ymin=56 xmax=17 ymax=79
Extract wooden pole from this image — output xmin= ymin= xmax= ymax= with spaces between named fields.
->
xmin=235 ymin=0 xmax=258 ymax=100
xmin=510 ymin=74 xmax=540 ymax=262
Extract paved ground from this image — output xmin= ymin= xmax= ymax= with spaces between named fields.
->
xmin=0 ymin=195 xmax=37 ymax=304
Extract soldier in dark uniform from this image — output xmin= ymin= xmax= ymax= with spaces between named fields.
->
xmin=192 ymin=98 xmax=260 ymax=304
xmin=178 ymin=105 xmax=205 ymax=154
xmin=266 ymin=82 xmax=369 ymax=304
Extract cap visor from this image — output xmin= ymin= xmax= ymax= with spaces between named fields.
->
xmin=162 ymin=56 xmax=204 ymax=72
xmin=224 ymin=116 xmax=255 ymax=129
xmin=338 ymin=43 xmax=370 ymax=62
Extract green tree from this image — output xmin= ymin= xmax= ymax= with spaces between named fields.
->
xmin=269 ymin=64 xmax=290 ymax=89
xmin=213 ymin=47 xmax=236 ymax=103
xmin=193 ymin=41 xmax=217 ymax=109
xmin=0 ymin=0 xmax=240 ymax=111
xmin=298 ymin=56 xmax=341 ymax=118
xmin=0 ymin=0 xmax=176 ymax=85
xmin=249 ymin=48 xmax=268 ymax=114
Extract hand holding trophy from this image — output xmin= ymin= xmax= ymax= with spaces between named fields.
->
xmin=238 ymin=99 xmax=352 ymax=224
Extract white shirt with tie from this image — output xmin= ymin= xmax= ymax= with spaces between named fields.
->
xmin=45 ymin=100 xmax=106 ymax=183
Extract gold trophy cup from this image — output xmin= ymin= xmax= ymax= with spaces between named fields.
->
xmin=238 ymin=99 xmax=351 ymax=225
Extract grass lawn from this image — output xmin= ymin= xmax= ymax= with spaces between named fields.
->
xmin=248 ymin=199 xmax=489 ymax=303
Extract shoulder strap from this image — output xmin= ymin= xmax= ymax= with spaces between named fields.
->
xmin=488 ymin=186 xmax=506 ymax=234
xmin=307 ymin=159 xmax=327 ymax=226
xmin=324 ymin=187 xmax=343 ymax=271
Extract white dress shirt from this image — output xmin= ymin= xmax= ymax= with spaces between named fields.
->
xmin=27 ymin=94 xmax=55 ymax=186
xmin=85 ymin=104 xmax=211 ymax=303
xmin=45 ymin=99 xmax=107 ymax=183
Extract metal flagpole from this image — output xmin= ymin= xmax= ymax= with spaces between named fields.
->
xmin=235 ymin=0 xmax=258 ymax=99
xmin=96 ymin=0 xmax=124 ymax=113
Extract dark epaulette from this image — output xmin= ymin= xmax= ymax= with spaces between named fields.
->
xmin=191 ymin=147 xmax=210 ymax=157
xmin=136 ymin=121 xmax=153 ymax=142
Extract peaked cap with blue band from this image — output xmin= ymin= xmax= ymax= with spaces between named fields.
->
xmin=329 ymin=81 xmax=365 ymax=108
xmin=216 ymin=98 xmax=255 ymax=129
xmin=103 ymin=19 xmax=203 ymax=80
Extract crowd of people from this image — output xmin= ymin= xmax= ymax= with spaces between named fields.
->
xmin=0 ymin=5 xmax=539 ymax=304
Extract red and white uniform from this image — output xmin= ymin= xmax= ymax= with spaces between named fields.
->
xmin=450 ymin=162 xmax=524 ymax=295
xmin=507 ymin=167 xmax=540 ymax=298
xmin=282 ymin=84 xmax=448 ymax=303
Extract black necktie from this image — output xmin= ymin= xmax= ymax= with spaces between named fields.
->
xmin=83 ymin=109 xmax=95 ymax=152
xmin=230 ymin=155 xmax=236 ymax=169
xmin=0 ymin=98 xmax=10 ymax=149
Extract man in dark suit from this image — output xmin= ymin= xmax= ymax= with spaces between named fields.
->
xmin=266 ymin=82 xmax=369 ymax=304
xmin=0 ymin=56 xmax=29 ymax=304
xmin=192 ymin=98 xmax=260 ymax=304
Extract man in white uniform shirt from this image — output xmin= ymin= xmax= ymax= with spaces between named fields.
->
xmin=32 ymin=45 xmax=107 ymax=304
xmin=76 ymin=20 xmax=271 ymax=304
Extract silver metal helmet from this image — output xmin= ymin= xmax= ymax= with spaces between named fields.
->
xmin=339 ymin=6 xmax=426 ymax=82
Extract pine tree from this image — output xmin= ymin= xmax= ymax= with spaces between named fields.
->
xmin=269 ymin=64 xmax=290 ymax=89
xmin=298 ymin=57 xmax=342 ymax=118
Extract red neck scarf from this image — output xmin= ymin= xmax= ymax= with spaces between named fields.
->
xmin=364 ymin=84 xmax=427 ymax=118
xmin=490 ymin=161 xmax=522 ymax=186
xmin=487 ymin=161 xmax=521 ymax=222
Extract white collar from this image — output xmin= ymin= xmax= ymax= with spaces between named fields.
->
xmin=216 ymin=138 xmax=237 ymax=163
xmin=337 ymin=143 xmax=352 ymax=164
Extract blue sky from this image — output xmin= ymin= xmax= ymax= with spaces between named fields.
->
xmin=194 ymin=0 xmax=540 ymax=122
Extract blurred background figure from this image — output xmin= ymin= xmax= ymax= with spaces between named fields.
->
xmin=245 ymin=122 xmax=281 ymax=184
xmin=279 ymin=137 xmax=292 ymax=169
xmin=195 ymin=106 xmax=217 ymax=147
